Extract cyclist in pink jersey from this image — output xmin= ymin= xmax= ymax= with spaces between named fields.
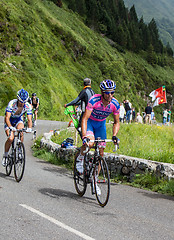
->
xmin=76 ymin=80 xmax=120 ymax=179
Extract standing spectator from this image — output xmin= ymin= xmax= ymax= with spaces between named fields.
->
xmin=167 ymin=109 xmax=171 ymax=124
xmin=151 ymin=109 xmax=155 ymax=123
xmin=163 ymin=109 xmax=168 ymax=125
xmin=136 ymin=112 xmax=143 ymax=124
xmin=132 ymin=108 xmax=135 ymax=122
xmin=124 ymin=100 xmax=132 ymax=123
xmin=145 ymin=103 xmax=152 ymax=124
xmin=119 ymin=103 xmax=125 ymax=123
xmin=64 ymin=78 xmax=95 ymax=137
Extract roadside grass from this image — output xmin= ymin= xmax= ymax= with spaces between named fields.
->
xmin=51 ymin=123 xmax=174 ymax=164
xmin=113 ymin=172 xmax=174 ymax=196
xmin=32 ymin=136 xmax=74 ymax=169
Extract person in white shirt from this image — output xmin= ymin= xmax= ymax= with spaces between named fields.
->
xmin=136 ymin=112 xmax=143 ymax=124
xmin=119 ymin=103 xmax=125 ymax=123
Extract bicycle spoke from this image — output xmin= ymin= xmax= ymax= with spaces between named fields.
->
xmin=14 ymin=142 xmax=25 ymax=182
xmin=94 ymin=158 xmax=110 ymax=207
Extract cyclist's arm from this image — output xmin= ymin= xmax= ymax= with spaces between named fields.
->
xmin=36 ymin=98 xmax=39 ymax=109
xmin=113 ymin=114 xmax=120 ymax=137
xmin=5 ymin=112 xmax=12 ymax=128
xmin=81 ymin=108 xmax=92 ymax=138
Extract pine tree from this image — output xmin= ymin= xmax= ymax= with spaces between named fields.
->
xmin=129 ymin=5 xmax=138 ymax=23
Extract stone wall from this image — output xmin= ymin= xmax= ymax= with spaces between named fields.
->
xmin=40 ymin=132 xmax=174 ymax=181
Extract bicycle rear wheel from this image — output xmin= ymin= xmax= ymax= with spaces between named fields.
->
xmin=94 ymin=157 xmax=110 ymax=207
xmin=6 ymin=147 xmax=13 ymax=176
xmin=14 ymin=142 xmax=25 ymax=182
xmin=74 ymin=151 xmax=87 ymax=197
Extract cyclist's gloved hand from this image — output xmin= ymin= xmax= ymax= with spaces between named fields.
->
xmin=82 ymin=137 xmax=90 ymax=145
xmin=9 ymin=126 xmax=16 ymax=132
xmin=112 ymin=136 xmax=120 ymax=144
xmin=26 ymin=128 xmax=32 ymax=133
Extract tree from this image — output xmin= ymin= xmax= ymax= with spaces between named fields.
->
xmin=166 ymin=42 xmax=173 ymax=56
xmin=129 ymin=5 xmax=138 ymax=23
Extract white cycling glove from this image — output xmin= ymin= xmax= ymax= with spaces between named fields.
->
xmin=26 ymin=128 xmax=32 ymax=133
xmin=9 ymin=126 xmax=16 ymax=132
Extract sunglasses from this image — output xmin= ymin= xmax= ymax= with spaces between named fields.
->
xmin=104 ymin=91 xmax=115 ymax=95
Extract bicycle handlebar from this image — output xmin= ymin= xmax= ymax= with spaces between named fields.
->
xmin=83 ymin=139 xmax=119 ymax=153
xmin=8 ymin=128 xmax=36 ymax=138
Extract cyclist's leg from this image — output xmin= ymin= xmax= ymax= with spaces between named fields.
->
xmin=4 ymin=121 xmax=15 ymax=153
xmin=76 ymin=119 xmax=94 ymax=173
xmin=2 ymin=122 xmax=15 ymax=166
xmin=16 ymin=120 xmax=24 ymax=142
xmin=93 ymin=120 xmax=107 ymax=157
xmin=92 ymin=120 xmax=107 ymax=195
xmin=34 ymin=109 xmax=38 ymax=120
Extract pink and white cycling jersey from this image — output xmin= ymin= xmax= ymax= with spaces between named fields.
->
xmin=86 ymin=94 xmax=120 ymax=121
xmin=6 ymin=99 xmax=32 ymax=118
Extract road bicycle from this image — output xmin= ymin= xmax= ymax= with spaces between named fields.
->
xmin=74 ymin=138 xmax=118 ymax=207
xmin=6 ymin=128 xmax=30 ymax=182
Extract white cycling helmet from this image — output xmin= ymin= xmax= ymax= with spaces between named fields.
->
xmin=100 ymin=79 xmax=116 ymax=92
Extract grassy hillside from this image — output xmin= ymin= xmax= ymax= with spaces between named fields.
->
xmin=124 ymin=0 xmax=174 ymax=52
xmin=0 ymin=0 xmax=173 ymax=121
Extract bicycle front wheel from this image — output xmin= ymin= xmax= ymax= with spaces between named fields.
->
xmin=94 ymin=157 xmax=110 ymax=207
xmin=14 ymin=142 xmax=25 ymax=182
xmin=74 ymin=151 xmax=87 ymax=197
xmin=6 ymin=147 xmax=13 ymax=176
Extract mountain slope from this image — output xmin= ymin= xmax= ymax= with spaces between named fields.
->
xmin=0 ymin=0 xmax=173 ymax=121
xmin=124 ymin=0 xmax=174 ymax=51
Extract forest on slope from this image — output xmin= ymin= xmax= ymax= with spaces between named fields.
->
xmin=124 ymin=0 xmax=174 ymax=53
xmin=0 ymin=0 xmax=173 ymax=121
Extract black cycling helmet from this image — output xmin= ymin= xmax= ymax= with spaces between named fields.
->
xmin=17 ymin=89 xmax=29 ymax=103
xmin=32 ymin=93 xmax=36 ymax=97
xmin=100 ymin=79 xmax=116 ymax=92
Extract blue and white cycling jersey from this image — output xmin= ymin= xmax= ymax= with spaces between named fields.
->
xmin=5 ymin=99 xmax=32 ymax=118
xmin=4 ymin=99 xmax=32 ymax=129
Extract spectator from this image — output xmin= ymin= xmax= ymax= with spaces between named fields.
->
xmin=163 ymin=109 xmax=168 ymax=125
xmin=151 ymin=116 xmax=157 ymax=125
xmin=64 ymin=78 xmax=95 ymax=137
xmin=119 ymin=103 xmax=125 ymax=123
xmin=136 ymin=112 xmax=143 ymax=124
xmin=145 ymin=103 xmax=152 ymax=124
xmin=124 ymin=100 xmax=132 ymax=123
xmin=167 ymin=109 xmax=171 ymax=124
xmin=151 ymin=109 xmax=155 ymax=122
xmin=132 ymin=108 xmax=136 ymax=122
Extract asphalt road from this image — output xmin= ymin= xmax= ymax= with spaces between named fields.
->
xmin=0 ymin=116 xmax=174 ymax=240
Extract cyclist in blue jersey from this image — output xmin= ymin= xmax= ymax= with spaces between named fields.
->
xmin=76 ymin=79 xmax=120 ymax=170
xmin=2 ymin=89 xmax=32 ymax=167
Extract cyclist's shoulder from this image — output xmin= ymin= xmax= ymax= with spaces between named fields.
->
xmin=7 ymin=99 xmax=17 ymax=107
xmin=111 ymin=97 xmax=120 ymax=108
xmin=25 ymin=101 xmax=32 ymax=109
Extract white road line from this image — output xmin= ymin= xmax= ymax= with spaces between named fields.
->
xmin=20 ymin=204 xmax=95 ymax=240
